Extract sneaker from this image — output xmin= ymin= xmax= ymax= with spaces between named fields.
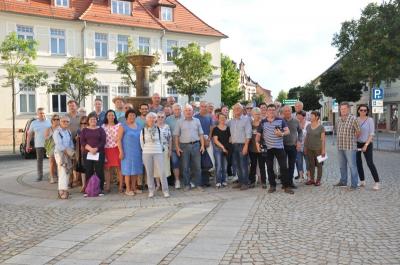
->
xmin=359 ymin=181 xmax=366 ymax=187
xmin=268 ymin=186 xmax=276 ymax=193
xmin=83 ymin=193 xmax=88 ymax=198
xmin=190 ymin=182 xmax=195 ymax=188
xmin=373 ymin=183 xmax=380 ymax=190
xmin=163 ymin=192 xmax=170 ymax=198
xmin=222 ymin=182 xmax=228 ymax=187
xmin=99 ymin=192 xmax=104 ymax=197
xmin=348 ymin=186 xmax=358 ymax=191
xmin=334 ymin=182 xmax=347 ymax=187
xmin=148 ymin=192 xmax=154 ymax=198
xmin=175 ymin=180 xmax=181 ymax=189
xmin=216 ymin=183 xmax=221 ymax=188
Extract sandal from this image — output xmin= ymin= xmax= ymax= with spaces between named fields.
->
xmin=306 ymin=180 xmax=315 ymax=185
xmin=125 ymin=190 xmax=135 ymax=196
xmin=314 ymin=180 xmax=321 ymax=186
xmin=58 ymin=191 xmax=63 ymax=199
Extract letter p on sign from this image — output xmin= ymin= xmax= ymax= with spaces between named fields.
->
xmin=372 ymin=88 xmax=383 ymax=100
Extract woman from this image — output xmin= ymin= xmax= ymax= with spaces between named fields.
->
xmin=154 ymin=111 xmax=172 ymax=190
xmin=140 ymin=112 xmax=169 ymax=198
xmin=295 ymin=111 xmax=310 ymax=182
xmin=80 ymin=113 xmax=106 ymax=197
xmin=102 ymin=110 xmax=123 ymax=193
xmin=53 ymin=116 xmax=74 ymax=199
xmin=45 ymin=114 xmax=60 ymax=184
xmin=75 ymin=116 xmax=87 ymax=192
xmin=212 ymin=113 xmax=231 ymax=188
xmin=304 ymin=111 xmax=326 ymax=186
xmin=356 ymin=104 xmax=380 ymax=190
xmin=117 ymin=109 xmax=143 ymax=196
xmin=249 ymin=108 xmax=267 ymax=188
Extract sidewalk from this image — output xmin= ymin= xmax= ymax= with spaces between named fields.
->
xmin=0 ymin=146 xmax=22 ymax=160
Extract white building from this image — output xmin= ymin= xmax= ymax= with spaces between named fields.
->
xmin=0 ymin=0 xmax=226 ymax=144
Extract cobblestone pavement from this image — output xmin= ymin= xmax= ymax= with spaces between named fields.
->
xmin=0 ymin=141 xmax=399 ymax=265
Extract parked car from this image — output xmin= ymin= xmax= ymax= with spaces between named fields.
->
xmin=19 ymin=118 xmax=36 ymax=159
xmin=322 ymin=121 xmax=334 ymax=135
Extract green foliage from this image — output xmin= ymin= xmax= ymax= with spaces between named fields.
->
xmin=221 ymin=54 xmax=243 ymax=108
xmin=287 ymin=86 xmax=302 ymax=99
xmin=49 ymin=57 xmax=98 ymax=105
xmin=165 ymin=43 xmax=215 ymax=102
xmin=319 ymin=68 xmax=363 ymax=103
xmin=332 ymin=0 xmax=400 ymax=86
xmin=298 ymin=83 xmax=322 ymax=111
xmin=253 ymin=94 xmax=265 ymax=106
xmin=276 ymin=90 xmax=288 ymax=103
xmin=112 ymin=38 xmax=159 ymax=87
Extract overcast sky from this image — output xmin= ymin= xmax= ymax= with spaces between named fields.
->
xmin=179 ymin=0 xmax=376 ymax=98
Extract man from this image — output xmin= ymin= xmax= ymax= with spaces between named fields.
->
xmin=136 ymin=103 xmax=149 ymax=128
xmin=89 ymin=98 xmax=106 ymax=126
xmin=245 ymin=103 xmax=253 ymax=118
xmin=166 ymin=103 xmax=183 ymax=189
xmin=334 ymin=102 xmax=361 ymax=190
xmin=113 ymin=96 xmax=126 ymax=120
xmin=174 ymin=104 xmax=205 ymax=191
xmin=259 ymin=103 xmax=268 ymax=119
xmin=166 ymin=96 xmax=176 ymax=107
xmin=149 ymin=93 xmax=163 ymax=113
xmin=65 ymin=100 xmax=80 ymax=139
xmin=163 ymin=106 xmax=172 ymax=118
xmin=282 ymin=105 xmax=303 ymax=188
xmin=26 ymin=107 xmax=51 ymax=181
xmin=228 ymin=103 xmax=252 ymax=190
xmin=118 ymin=103 xmax=133 ymax=123
xmin=207 ymin=102 xmax=215 ymax=119
xmin=194 ymin=101 xmax=214 ymax=187
xmin=256 ymin=104 xmax=294 ymax=194
xmin=221 ymin=105 xmax=229 ymax=119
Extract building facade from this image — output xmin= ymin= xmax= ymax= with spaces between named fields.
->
xmin=0 ymin=0 xmax=226 ymax=144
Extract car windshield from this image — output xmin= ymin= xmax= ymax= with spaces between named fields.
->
xmin=323 ymin=122 xmax=333 ymax=126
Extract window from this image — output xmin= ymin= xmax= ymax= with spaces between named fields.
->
xmin=52 ymin=94 xmax=67 ymax=113
xmin=95 ymin=33 xmax=108 ymax=58
xmin=55 ymin=0 xmax=69 ymax=7
xmin=111 ymin=0 xmax=131 ymax=15
xmin=166 ymin=40 xmax=178 ymax=61
xmin=139 ymin=37 xmax=150 ymax=55
xmin=17 ymin=25 xmax=33 ymax=40
xmin=117 ymin=35 xmax=129 ymax=53
xmin=50 ymin=29 xmax=65 ymax=55
xmin=118 ymin=86 xmax=130 ymax=97
xmin=19 ymin=84 xmax=36 ymax=113
xmin=96 ymin=85 xmax=109 ymax=110
xmin=167 ymin=87 xmax=177 ymax=95
xmin=161 ymin=7 xmax=173 ymax=21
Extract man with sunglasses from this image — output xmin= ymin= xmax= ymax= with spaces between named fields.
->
xmin=26 ymin=107 xmax=51 ymax=181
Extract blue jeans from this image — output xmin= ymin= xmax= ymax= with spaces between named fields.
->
xmin=232 ymin=143 xmax=249 ymax=185
xmin=284 ymin=145 xmax=297 ymax=184
xmin=296 ymin=151 xmax=308 ymax=173
xmin=338 ymin=149 xmax=359 ymax=188
xmin=180 ymin=142 xmax=202 ymax=187
xmin=214 ymin=147 xmax=227 ymax=184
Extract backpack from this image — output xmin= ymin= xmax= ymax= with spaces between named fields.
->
xmin=85 ymin=173 xmax=100 ymax=197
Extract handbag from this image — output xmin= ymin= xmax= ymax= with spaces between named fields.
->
xmin=201 ymin=151 xmax=213 ymax=170
xmin=85 ymin=174 xmax=100 ymax=197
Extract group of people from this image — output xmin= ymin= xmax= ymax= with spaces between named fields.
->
xmin=26 ymin=93 xmax=381 ymax=199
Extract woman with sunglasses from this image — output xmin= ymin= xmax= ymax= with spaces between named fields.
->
xmin=356 ymin=104 xmax=380 ymax=190
xmin=45 ymin=114 xmax=60 ymax=184
xmin=75 ymin=116 xmax=88 ymax=192
xmin=154 ymin=111 xmax=172 ymax=191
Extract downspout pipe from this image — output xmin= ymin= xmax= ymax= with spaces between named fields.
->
xmin=81 ymin=21 xmax=87 ymax=62
xmin=160 ymin=29 xmax=165 ymax=96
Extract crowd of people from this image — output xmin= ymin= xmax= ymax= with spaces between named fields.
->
xmin=26 ymin=94 xmax=381 ymax=199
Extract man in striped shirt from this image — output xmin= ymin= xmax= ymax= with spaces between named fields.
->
xmin=256 ymin=104 xmax=294 ymax=194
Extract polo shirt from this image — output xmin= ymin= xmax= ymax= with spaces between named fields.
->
xmin=258 ymin=117 xmax=288 ymax=149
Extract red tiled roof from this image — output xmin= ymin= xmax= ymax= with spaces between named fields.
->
xmin=0 ymin=0 xmax=226 ymax=38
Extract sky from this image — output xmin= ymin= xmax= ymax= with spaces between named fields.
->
xmin=179 ymin=0 xmax=376 ymax=98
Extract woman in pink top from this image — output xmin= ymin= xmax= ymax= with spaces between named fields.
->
xmin=102 ymin=110 xmax=123 ymax=193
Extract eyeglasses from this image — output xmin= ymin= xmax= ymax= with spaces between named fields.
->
xmin=52 ymin=118 xmax=60 ymax=121
xmin=359 ymin=109 xmax=368 ymax=112
xmin=246 ymin=107 xmax=253 ymax=110
xmin=157 ymin=116 xmax=165 ymax=119
xmin=80 ymin=122 xmax=88 ymax=125
xmin=61 ymin=121 xmax=70 ymax=123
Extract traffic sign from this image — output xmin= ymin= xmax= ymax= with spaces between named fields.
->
xmin=283 ymin=99 xmax=297 ymax=106
xmin=372 ymin=106 xmax=383 ymax=114
xmin=332 ymin=101 xmax=338 ymax=113
xmin=372 ymin=88 xmax=384 ymax=100
xmin=372 ymin=100 xmax=383 ymax=107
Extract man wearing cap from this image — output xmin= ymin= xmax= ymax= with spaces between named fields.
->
xmin=113 ymin=96 xmax=126 ymax=120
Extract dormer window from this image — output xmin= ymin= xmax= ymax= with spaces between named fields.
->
xmin=161 ymin=6 xmax=173 ymax=21
xmin=112 ymin=0 xmax=131 ymax=16
xmin=55 ymin=0 xmax=69 ymax=8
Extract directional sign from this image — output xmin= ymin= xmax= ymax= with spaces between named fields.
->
xmin=372 ymin=100 xmax=383 ymax=107
xmin=332 ymin=101 xmax=339 ymax=113
xmin=372 ymin=88 xmax=384 ymax=100
xmin=372 ymin=107 xmax=384 ymax=114
xmin=283 ymin=99 xmax=297 ymax=106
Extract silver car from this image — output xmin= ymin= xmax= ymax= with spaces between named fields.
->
xmin=322 ymin=121 xmax=334 ymax=135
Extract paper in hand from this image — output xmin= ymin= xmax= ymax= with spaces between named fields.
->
xmin=87 ymin=152 xmax=99 ymax=161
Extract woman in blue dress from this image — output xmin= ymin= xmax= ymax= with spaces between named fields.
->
xmin=117 ymin=109 xmax=143 ymax=196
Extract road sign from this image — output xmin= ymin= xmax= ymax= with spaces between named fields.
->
xmin=332 ymin=101 xmax=338 ymax=113
xmin=283 ymin=99 xmax=297 ymax=106
xmin=372 ymin=106 xmax=384 ymax=114
xmin=372 ymin=100 xmax=383 ymax=107
xmin=372 ymin=88 xmax=384 ymax=100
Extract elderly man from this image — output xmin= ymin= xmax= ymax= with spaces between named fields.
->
xmin=167 ymin=96 xmax=176 ymax=107
xmin=166 ymin=103 xmax=183 ymax=189
xmin=194 ymin=101 xmax=214 ymax=187
xmin=113 ymin=96 xmax=126 ymax=120
xmin=66 ymin=100 xmax=80 ymax=139
xmin=282 ymin=105 xmax=303 ymax=188
xmin=228 ymin=103 xmax=252 ymax=190
xmin=174 ymin=104 xmax=205 ymax=191
xmin=89 ymin=98 xmax=106 ymax=126
xmin=26 ymin=107 xmax=51 ymax=181
xmin=150 ymin=93 xmax=164 ymax=113
xmin=334 ymin=102 xmax=361 ymax=190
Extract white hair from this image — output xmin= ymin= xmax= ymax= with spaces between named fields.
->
xmin=172 ymin=103 xmax=181 ymax=110
xmin=184 ymin=104 xmax=193 ymax=111
xmin=146 ymin=112 xmax=157 ymax=120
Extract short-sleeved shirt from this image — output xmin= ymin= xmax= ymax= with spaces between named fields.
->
xmin=257 ymin=117 xmax=288 ymax=150
xmin=249 ymin=123 xmax=260 ymax=153
xmin=102 ymin=123 xmax=120 ymax=148
xmin=173 ymin=118 xmax=203 ymax=143
xmin=337 ymin=115 xmax=360 ymax=150
xmin=283 ymin=118 xmax=303 ymax=146
xmin=304 ymin=124 xmax=325 ymax=150
xmin=66 ymin=113 xmax=80 ymax=139
xmin=159 ymin=124 xmax=171 ymax=147
xmin=135 ymin=116 xmax=146 ymax=128
xmin=227 ymin=116 xmax=252 ymax=144
xmin=28 ymin=119 xmax=51 ymax=148
xmin=212 ymin=126 xmax=231 ymax=150
xmin=149 ymin=105 xmax=164 ymax=113
xmin=165 ymin=115 xmax=183 ymax=150
xmin=89 ymin=111 xmax=106 ymax=126
xmin=358 ymin=117 xmax=375 ymax=143
xmin=194 ymin=113 xmax=213 ymax=138
xmin=115 ymin=111 xmax=125 ymax=121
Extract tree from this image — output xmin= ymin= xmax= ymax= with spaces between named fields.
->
xmin=299 ymin=84 xmax=322 ymax=111
xmin=112 ymin=38 xmax=159 ymax=88
xmin=0 ymin=32 xmax=48 ymax=153
xmin=221 ymin=55 xmax=243 ymax=108
xmin=319 ymin=68 xmax=364 ymax=103
xmin=253 ymin=94 xmax=265 ymax=106
xmin=165 ymin=43 xmax=215 ymax=102
xmin=287 ymin=86 xmax=302 ymax=99
xmin=332 ymin=1 xmax=400 ymax=90
xmin=48 ymin=58 xmax=98 ymax=106
xmin=276 ymin=90 xmax=287 ymax=103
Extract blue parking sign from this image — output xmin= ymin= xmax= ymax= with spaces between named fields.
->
xmin=372 ymin=88 xmax=384 ymax=100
